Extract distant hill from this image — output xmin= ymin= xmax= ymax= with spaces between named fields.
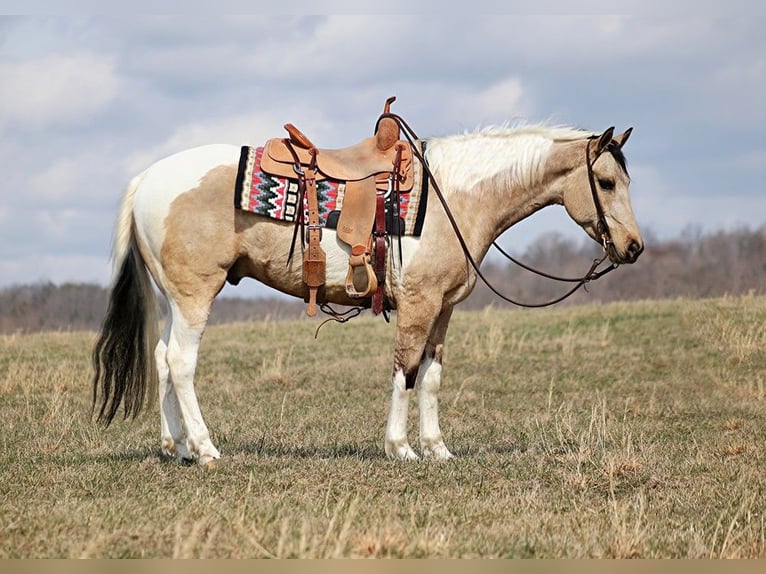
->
xmin=0 ymin=282 xmax=306 ymax=334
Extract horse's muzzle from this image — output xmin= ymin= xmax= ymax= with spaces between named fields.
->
xmin=606 ymin=239 xmax=643 ymax=264
xmin=624 ymin=239 xmax=644 ymax=263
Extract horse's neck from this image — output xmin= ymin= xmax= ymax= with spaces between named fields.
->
xmin=485 ymin=136 xmax=591 ymax=233
xmin=498 ymin=180 xmax=560 ymax=231
xmin=455 ymin=165 xmax=563 ymax=254
xmin=429 ymin=132 xmax=577 ymax=259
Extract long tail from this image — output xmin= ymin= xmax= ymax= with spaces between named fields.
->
xmin=92 ymin=173 xmax=159 ymax=426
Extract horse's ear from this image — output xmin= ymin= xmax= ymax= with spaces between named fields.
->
xmin=613 ymin=127 xmax=633 ymax=149
xmin=595 ymin=127 xmax=615 ymax=155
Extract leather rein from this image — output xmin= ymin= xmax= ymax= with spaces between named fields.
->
xmin=379 ymin=112 xmax=619 ymax=309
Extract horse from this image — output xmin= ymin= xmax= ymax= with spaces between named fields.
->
xmin=92 ymin=119 xmax=643 ymax=466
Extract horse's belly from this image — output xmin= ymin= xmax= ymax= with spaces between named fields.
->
xmin=233 ymin=222 xmax=373 ymax=306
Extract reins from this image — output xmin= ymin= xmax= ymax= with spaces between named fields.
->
xmin=378 ymin=112 xmax=619 ymax=308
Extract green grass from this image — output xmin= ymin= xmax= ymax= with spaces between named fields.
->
xmin=1 ymin=295 xmax=765 ymax=558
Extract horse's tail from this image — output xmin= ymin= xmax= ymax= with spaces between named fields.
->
xmin=92 ymin=172 xmax=159 ymax=426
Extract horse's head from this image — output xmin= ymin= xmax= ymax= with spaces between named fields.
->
xmin=557 ymin=127 xmax=643 ymax=264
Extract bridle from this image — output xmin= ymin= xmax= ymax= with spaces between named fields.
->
xmin=585 ymin=135 xmax=616 ymax=254
xmin=379 ymin=113 xmax=620 ymax=308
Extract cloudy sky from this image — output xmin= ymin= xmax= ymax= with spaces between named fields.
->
xmin=1 ymin=8 xmax=765 ymax=297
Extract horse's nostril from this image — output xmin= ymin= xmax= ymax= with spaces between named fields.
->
xmin=627 ymin=240 xmax=643 ymax=260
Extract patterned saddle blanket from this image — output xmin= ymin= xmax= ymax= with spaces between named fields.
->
xmin=234 ymin=145 xmax=428 ymax=237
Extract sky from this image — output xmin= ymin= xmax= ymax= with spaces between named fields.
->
xmin=1 ymin=7 xmax=765 ymax=297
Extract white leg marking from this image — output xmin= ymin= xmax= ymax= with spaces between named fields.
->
xmin=418 ymin=355 xmax=454 ymax=459
xmin=166 ymin=307 xmax=220 ymax=465
xmin=156 ymin=320 xmax=191 ymax=460
xmin=385 ymin=369 xmax=419 ymax=461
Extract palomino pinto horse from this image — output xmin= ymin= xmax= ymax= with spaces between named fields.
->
xmin=92 ymin=120 xmax=643 ymax=465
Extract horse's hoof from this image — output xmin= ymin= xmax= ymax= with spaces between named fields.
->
xmin=386 ymin=442 xmax=420 ymax=461
xmin=422 ymin=444 xmax=455 ymax=460
xmin=161 ymin=437 xmax=176 ymax=457
xmin=199 ymin=454 xmax=220 ymax=468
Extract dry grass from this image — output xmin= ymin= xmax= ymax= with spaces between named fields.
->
xmin=1 ymin=295 xmax=765 ymax=558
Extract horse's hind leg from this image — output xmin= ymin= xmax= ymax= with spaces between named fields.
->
xmin=156 ymin=317 xmax=192 ymax=460
xmin=163 ymin=297 xmax=221 ymax=465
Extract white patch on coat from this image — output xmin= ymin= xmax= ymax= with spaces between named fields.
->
xmin=132 ymin=144 xmax=240 ymax=261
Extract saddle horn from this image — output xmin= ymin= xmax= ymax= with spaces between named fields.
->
xmin=376 ymin=96 xmax=399 ymax=152
xmin=284 ymin=123 xmax=316 ymax=150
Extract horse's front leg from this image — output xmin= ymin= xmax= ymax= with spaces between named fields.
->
xmin=385 ymin=306 xmax=433 ymax=461
xmin=417 ymin=306 xmax=454 ymax=459
xmin=385 ymin=366 xmax=420 ymax=461
xmin=385 ymin=307 xmax=455 ymax=460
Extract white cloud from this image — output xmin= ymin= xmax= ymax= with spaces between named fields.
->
xmin=31 ymin=209 xmax=87 ymax=244
xmin=0 ymin=52 xmax=120 ymax=130
xmin=474 ymin=16 xmax=716 ymax=71
xmin=249 ymin=16 xmax=417 ymax=83
xmin=121 ymin=107 xmax=337 ymax=176
xmin=446 ymin=78 xmax=532 ymax=128
xmin=0 ymin=142 xmax=128 ymax=211
xmin=27 ymin=153 xmax=105 ymax=205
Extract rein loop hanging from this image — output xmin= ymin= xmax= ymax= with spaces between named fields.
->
xmin=378 ymin=112 xmax=618 ymax=308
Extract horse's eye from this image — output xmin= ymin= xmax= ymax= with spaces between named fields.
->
xmin=598 ymin=178 xmax=615 ymax=191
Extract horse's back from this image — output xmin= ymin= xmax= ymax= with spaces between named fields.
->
xmin=134 ymin=144 xmax=240 ymax=212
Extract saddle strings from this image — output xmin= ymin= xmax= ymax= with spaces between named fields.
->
xmin=377 ymin=112 xmax=618 ymax=309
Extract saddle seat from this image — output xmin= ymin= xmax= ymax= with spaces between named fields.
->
xmin=260 ymin=121 xmax=413 ymax=189
xmin=256 ymin=97 xmax=413 ymax=316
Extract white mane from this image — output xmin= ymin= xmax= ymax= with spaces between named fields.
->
xmin=424 ymin=124 xmax=595 ymax=194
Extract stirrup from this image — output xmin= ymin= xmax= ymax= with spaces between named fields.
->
xmin=345 ymin=246 xmax=378 ymax=299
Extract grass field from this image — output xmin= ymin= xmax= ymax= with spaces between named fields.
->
xmin=1 ymin=295 xmax=765 ymax=558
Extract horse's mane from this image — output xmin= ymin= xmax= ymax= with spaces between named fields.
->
xmin=469 ymin=123 xmax=595 ymax=142
xmin=472 ymin=124 xmax=629 ymax=174
xmin=424 ymin=123 xmax=597 ymax=193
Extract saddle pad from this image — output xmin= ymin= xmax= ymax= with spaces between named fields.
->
xmin=234 ymin=145 xmax=428 ymax=237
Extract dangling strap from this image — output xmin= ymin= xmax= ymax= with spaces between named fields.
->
xmin=371 ymin=141 xmax=405 ymax=315
xmin=283 ymin=139 xmax=326 ymax=317
xmin=372 ymin=187 xmax=387 ymax=315
xmin=303 ymin=164 xmax=325 ymax=316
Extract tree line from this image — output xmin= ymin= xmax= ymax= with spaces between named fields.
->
xmin=1 ymin=225 xmax=764 ymax=334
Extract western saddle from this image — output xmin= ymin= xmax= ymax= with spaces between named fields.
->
xmin=259 ymin=97 xmax=414 ymax=316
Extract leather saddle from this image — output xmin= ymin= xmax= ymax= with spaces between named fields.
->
xmin=258 ymin=97 xmax=414 ymax=316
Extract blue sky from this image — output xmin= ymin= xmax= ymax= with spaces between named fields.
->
xmin=1 ymin=9 xmax=765 ymax=296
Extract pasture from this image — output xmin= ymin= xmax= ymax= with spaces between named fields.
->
xmin=1 ymin=295 xmax=764 ymax=558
